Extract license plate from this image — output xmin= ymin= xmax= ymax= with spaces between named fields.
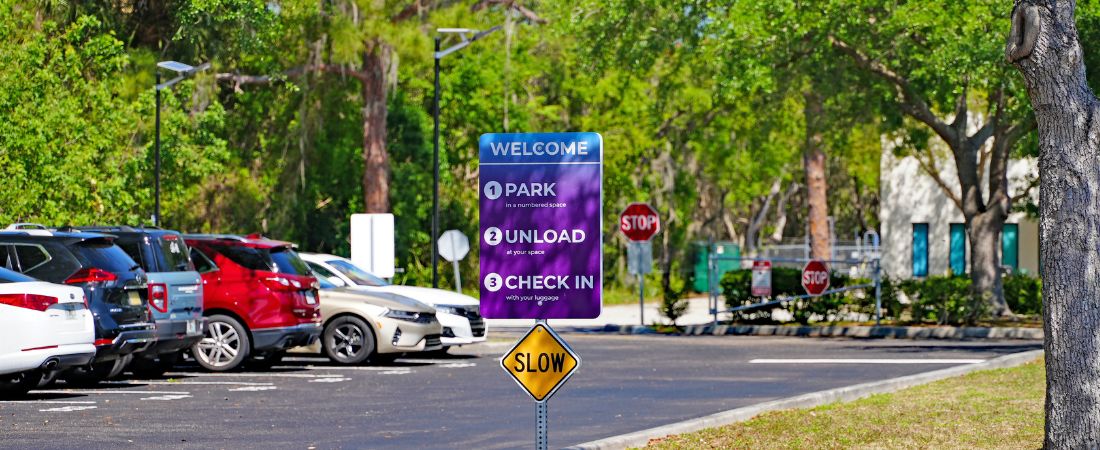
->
xmin=186 ymin=320 xmax=198 ymax=334
xmin=65 ymin=309 xmax=77 ymax=320
xmin=128 ymin=291 xmax=142 ymax=306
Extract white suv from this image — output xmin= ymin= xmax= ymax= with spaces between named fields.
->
xmin=301 ymin=253 xmax=487 ymax=349
xmin=0 ymin=267 xmax=95 ymax=397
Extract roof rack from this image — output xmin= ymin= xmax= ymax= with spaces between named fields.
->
xmin=182 ymin=233 xmax=249 ymax=242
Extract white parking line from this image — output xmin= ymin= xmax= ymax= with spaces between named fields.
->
xmin=40 ymin=405 xmax=98 ymax=412
xmin=0 ymin=400 xmax=97 ymax=405
xmin=278 ymin=365 xmax=411 ymax=372
xmin=167 ymin=372 xmax=343 ymax=379
xmin=438 ymin=362 xmax=476 ymax=368
xmin=128 ymin=381 xmax=276 ymax=386
xmin=748 ymin=358 xmax=987 ymax=364
xmin=395 ymin=358 xmax=472 ymax=364
xmin=308 ymin=377 xmax=351 ymax=383
xmin=228 ymin=386 xmax=278 ymax=392
xmin=141 ymin=394 xmax=193 ymax=401
xmin=45 ymin=390 xmax=192 ymax=395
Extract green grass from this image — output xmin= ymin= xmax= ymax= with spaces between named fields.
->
xmin=646 ymin=359 xmax=1045 ymax=449
xmin=603 ymin=283 xmax=663 ymax=306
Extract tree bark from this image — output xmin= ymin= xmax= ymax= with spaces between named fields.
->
xmin=1008 ymin=0 xmax=1100 ymax=446
xmin=361 ymin=42 xmax=391 ymax=213
xmin=803 ymin=91 xmax=831 ymax=260
xmin=968 ymin=211 xmax=1007 ymax=318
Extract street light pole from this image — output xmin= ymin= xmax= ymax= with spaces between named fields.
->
xmin=432 ymin=37 xmax=442 ymax=288
xmin=431 ymin=27 xmax=501 ymax=289
xmin=154 ymin=71 xmax=162 ymax=227
xmin=153 ymin=60 xmax=209 ymax=228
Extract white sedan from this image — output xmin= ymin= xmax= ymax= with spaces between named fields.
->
xmin=0 ymin=268 xmax=95 ymax=397
xmin=301 ymin=253 xmax=487 ymax=349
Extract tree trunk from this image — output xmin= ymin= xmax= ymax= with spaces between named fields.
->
xmin=967 ymin=211 xmax=1009 ymax=317
xmin=362 ymin=42 xmax=391 ymax=213
xmin=803 ymin=91 xmax=831 ymax=260
xmin=1008 ymin=1 xmax=1100 ymax=446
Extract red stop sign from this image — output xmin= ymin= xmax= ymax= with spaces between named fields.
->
xmin=620 ymin=203 xmax=660 ymax=241
xmin=801 ymin=260 xmax=830 ymax=296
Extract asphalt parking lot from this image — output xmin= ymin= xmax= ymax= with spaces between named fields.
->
xmin=0 ymin=333 xmax=1041 ymax=449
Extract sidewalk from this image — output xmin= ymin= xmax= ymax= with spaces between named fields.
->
xmin=485 ymin=295 xmax=715 ymax=331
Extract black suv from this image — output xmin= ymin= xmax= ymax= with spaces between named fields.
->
xmin=71 ymin=226 xmax=204 ymax=376
xmin=0 ymin=227 xmax=157 ymax=383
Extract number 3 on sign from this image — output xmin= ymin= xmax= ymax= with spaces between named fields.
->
xmin=485 ymin=273 xmax=503 ymax=292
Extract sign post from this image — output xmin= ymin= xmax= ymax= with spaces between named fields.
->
xmin=620 ymin=203 xmax=660 ymax=325
xmin=801 ymin=259 xmax=830 ymax=296
xmin=480 ymin=132 xmax=601 ymax=449
xmin=438 ymin=229 xmax=470 ymax=294
xmin=751 ymin=260 xmax=772 ymax=297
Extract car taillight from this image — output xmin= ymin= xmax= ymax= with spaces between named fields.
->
xmin=65 ymin=267 xmax=118 ymax=284
xmin=261 ymin=276 xmax=297 ymax=292
xmin=148 ymin=283 xmax=168 ymax=313
xmin=0 ymin=293 xmax=59 ymax=312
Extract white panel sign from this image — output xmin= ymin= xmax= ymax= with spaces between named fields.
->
xmin=350 ymin=213 xmax=395 ymax=278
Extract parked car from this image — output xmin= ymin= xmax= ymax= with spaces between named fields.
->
xmin=185 ymin=234 xmax=322 ymax=371
xmin=0 ymin=267 xmax=96 ymax=397
xmin=72 ymin=227 xmax=204 ymax=377
xmin=300 ymin=253 xmax=487 ymax=350
xmin=0 ymin=225 xmax=156 ymax=384
xmin=312 ymin=277 xmax=442 ymax=364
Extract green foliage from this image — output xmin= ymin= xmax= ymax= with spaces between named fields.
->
xmin=898 ymin=276 xmax=976 ymax=325
xmin=1004 ymin=274 xmax=1042 ymax=316
xmin=719 ymin=268 xmax=855 ymax=325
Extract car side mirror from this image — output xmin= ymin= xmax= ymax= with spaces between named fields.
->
xmin=327 ymin=276 xmax=346 ymax=287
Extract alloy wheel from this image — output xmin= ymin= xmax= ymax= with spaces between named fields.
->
xmin=196 ymin=321 xmax=241 ymax=368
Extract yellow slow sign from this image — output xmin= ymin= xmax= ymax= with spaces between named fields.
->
xmin=500 ymin=323 xmax=580 ymax=402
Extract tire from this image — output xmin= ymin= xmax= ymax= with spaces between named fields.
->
xmin=62 ymin=355 xmax=130 ymax=386
xmin=322 ymin=316 xmax=376 ymax=365
xmin=247 ymin=350 xmax=285 ymax=369
xmin=130 ymin=352 xmax=180 ymax=378
xmin=192 ymin=314 xmax=250 ymax=371
xmin=0 ymin=371 xmax=40 ymax=399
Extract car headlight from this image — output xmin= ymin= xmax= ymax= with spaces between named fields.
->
xmin=384 ymin=309 xmax=422 ymax=322
xmin=436 ymin=305 xmax=462 ymax=315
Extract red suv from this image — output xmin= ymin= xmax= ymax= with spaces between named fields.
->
xmin=184 ymin=235 xmax=321 ymax=371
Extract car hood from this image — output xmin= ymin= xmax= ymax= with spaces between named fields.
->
xmin=374 ymin=285 xmax=479 ymax=307
xmin=322 ymin=287 xmax=434 ymax=313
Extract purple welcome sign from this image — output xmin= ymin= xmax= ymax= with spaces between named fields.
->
xmin=479 ymin=132 xmax=603 ymax=319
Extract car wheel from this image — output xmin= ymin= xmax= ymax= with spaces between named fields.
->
xmin=192 ymin=315 xmax=250 ymax=371
xmin=0 ymin=371 xmax=40 ymax=398
xmin=130 ymin=352 xmax=180 ymax=378
xmin=323 ymin=316 xmax=375 ymax=365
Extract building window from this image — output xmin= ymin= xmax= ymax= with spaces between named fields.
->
xmin=912 ymin=223 xmax=929 ymax=277
xmin=1003 ymin=223 xmax=1019 ymax=273
xmin=949 ymin=223 xmax=966 ymax=275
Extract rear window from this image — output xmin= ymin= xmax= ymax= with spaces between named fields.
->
xmin=156 ymin=235 xmax=194 ymax=272
xmin=0 ymin=267 xmax=34 ymax=283
xmin=328 ymin=259 xmax=389 ymax=286
xmin=71 ymin=240 xmax=140 ymax=273
xmin=209 ymin=244 xmax=272 ymax=271
xmin=269 ymin=248 xmax=311 ymax=276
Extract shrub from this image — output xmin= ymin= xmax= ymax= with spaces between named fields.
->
xmin=719 ymin=268 xmax=854 ymax=324
xmin=1004 ymin=274 xmax=1042 ymax=315
xmin=898 ymin=275 xmax=975 ymax=325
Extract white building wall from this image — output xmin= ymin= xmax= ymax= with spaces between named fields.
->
xmin=879 ymin=148 xmax=1038 ymax=279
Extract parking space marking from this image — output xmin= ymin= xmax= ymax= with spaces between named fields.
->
xmin=167 ymin=372 xmax=344 ymax=379
xmin=228 ymin=386 xmax=278 ymax=392
xmin=394 ymin=358 xmax=474 ymax=364
xmin=748 ymin=358 xmax=987 ymax=364
xmin=129 ymin=380 xmax=276 ymax=386
xmin=0 ymin=400 xmax=97 ymax=405
xmin=39 ymin=405 xmax=98 ymax=412
xmin=438 ymin=362 xmax=476 ymax=368
xmin=282 ymin=365 xmax=412 ymax=372
xmin=141 ymin=394 xmax=193 ymax=401
xmin=307 ymin=377 xmax=351 ymax=383
xmin=45 ymin=390 xmax=192 ymax=395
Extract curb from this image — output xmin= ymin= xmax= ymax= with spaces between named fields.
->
xmin=619 ymin=324 xmax=1043 ymax=340
xmin=564 ymin=349 xmax=1044 ymax=450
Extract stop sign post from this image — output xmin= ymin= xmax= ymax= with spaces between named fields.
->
xmin=620 ymin=203 xmax=660 ymax=326
xmin=801 ymin=260 xmax=830 ymax=296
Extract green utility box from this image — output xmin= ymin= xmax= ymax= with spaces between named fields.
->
xmin=692 ymin=241 xmax=741 ymax=293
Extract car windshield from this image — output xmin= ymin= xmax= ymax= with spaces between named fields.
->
xmin=0 ymin=267 xmax=34 ymax=283
xmin=327 ymin=259 xmax=389 ymax=286
xmin=72 ymin=240 xmax=140 ymax=273
xmin=157 ymin=235 xmax=195 ymax=272
xmin=269 ymin=248 xmax=311 ymax=276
